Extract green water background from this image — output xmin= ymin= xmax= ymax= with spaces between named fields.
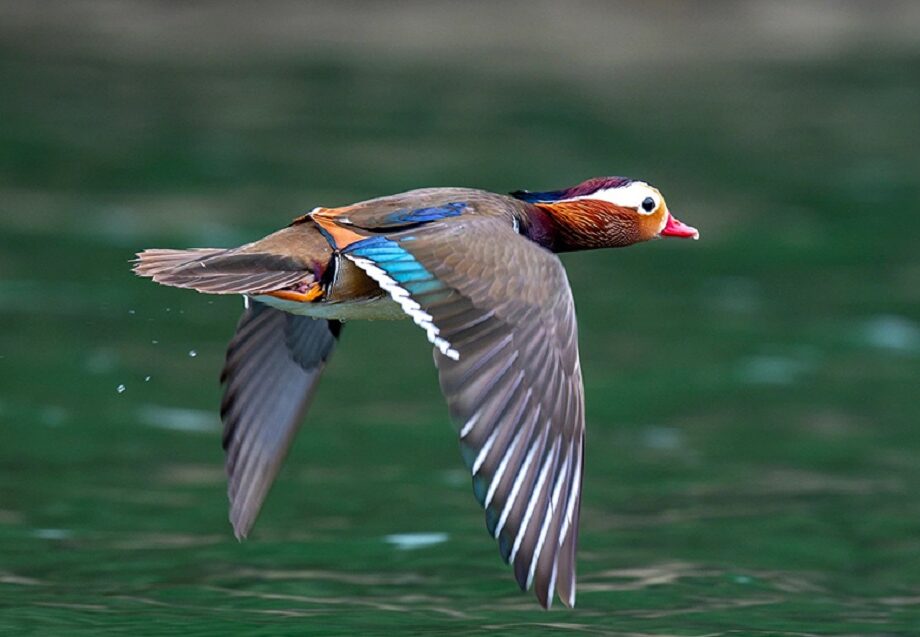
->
xmin=1 ymin=2 xmax=919 ymax=634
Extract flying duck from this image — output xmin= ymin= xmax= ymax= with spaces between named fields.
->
xmin=133 ymin=176 xmax=699 ymax=608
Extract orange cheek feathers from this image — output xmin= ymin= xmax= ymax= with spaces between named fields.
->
xmin=637 ymin=207 xmax=669 ymax=241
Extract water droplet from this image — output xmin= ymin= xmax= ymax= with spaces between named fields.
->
xmin=144 ymin=376 xmax=151 ymax=382
xmin=188 ymin=350 xmax=197 ymax=358
xmin=151 ymin=340 xmax=159 ymax=345
xmin=116 ymin=384 xmax=126 ymax=393
xmin=128 ymin=309 xmax=136 ymax=315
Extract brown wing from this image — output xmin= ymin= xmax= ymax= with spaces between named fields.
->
xmin=133 ymin=248 xmax=310 ymax=294
xmin=313 ymin=187 xmax=521 ymax=232
xmin=344 ymin=217 xmax=585 ymax=608
xmin=220 ymin=300 xmax=341 ymax=538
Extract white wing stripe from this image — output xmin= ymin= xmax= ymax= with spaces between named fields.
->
xmin=494 ymin=405 xmax=542 ymax=539
xmin=510 ymin=437 xmax=558 ymax=565
xmin=484 ymin=389 xmax=532 ymax=508
xmin=559 ymin=441 xmax=582 ymax=547
xmin=527 ymin=442 xmax=569 ymax=589
xmin=459 ymin=408 xmax=481 ymax=439
xmin=547 ymin=560 xmax=559 ymax=610
xmin=472 ymin=426 xmax=499 ymax=476
xmin=347 ymin=255 xmax=459 ymax=360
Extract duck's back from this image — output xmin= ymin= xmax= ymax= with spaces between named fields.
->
xmin=254 ymin=187 xmax=526 ymax=318
xmin=305 ymin=187 xmax=522 ymax=230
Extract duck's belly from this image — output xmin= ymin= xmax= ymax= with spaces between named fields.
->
xmin=250 ymin=294 xmax=407 ymax=321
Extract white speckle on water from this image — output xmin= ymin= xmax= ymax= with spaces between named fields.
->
xmin=860 ymin=315 xmax=919 ymax=354
xmin=704 ymin=276 xmax=762 ymax=314
xmin=640 ymin=425 xmax=684 ymax=451
xmin=39 ymin=406 xmax=67 ymax=427
xmin=136 ymin=404 xmax=219 ymax=433
xmin=116 ymin=384 xmax=126 ymax=394
xmin=736 ymin=353 xmax=814 ymax=385
xmin=439 ymin=469 xmax=467 ymax=487
xmin=0 ymin=572 xmax=41 ymax=586
xmin=144 ymin=376 xmax=151 ymax=382
xmin=85 ymin=349 xmax=118 ymax=374
xmin=33 ymin=528 xmax=72 ymax=540
xmin=384 ymin=532 xmax=449 ymax=551
xmin=188 ymin=350 xmax=197 ymax=358
xmin=128 ymin=309 xmax=136 ymax=315
xmin=733 ymin=574 xmax=753 ymax=585
xmin=151 ymin=340 xmax=159 ymax=345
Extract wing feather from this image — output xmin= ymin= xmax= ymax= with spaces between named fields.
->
xmin=219 ymin=301 xmax=340 ymax=538
xmin=344 ymin=216 xmax=585 ymax=608
xmin=134 ymin=248 xmax=310 ymax=294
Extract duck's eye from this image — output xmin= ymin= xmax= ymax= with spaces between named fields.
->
xmin=641 ymin=197 xmax=656 ymax=213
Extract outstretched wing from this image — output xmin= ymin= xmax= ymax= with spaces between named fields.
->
xmin=343 ymin=216 xmax=585 ymax=608
xmin=220 ymin=300 xmax=341 ymax=538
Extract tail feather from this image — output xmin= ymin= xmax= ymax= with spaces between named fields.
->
xmin=133 ymin=248 xmax=312 ymax=295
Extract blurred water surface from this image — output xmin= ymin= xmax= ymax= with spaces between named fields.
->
xmin=1 ymin=2 xmax=919 ymax=634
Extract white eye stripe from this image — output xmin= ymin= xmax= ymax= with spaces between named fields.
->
xmin=559 ymin=180 xmax=662 ymax=215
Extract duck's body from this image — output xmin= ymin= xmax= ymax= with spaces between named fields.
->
xmin=256 ymin=188 xmax=522 ymax=320
xmin=134 ymin=177 xmax=698 ymax=609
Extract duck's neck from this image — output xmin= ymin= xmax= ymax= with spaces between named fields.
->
xmin=522 ymin=201 xmax=640 ymax=253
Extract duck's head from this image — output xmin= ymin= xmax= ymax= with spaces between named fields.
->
xmin=512 ymin=176 xmax=698 ymax=251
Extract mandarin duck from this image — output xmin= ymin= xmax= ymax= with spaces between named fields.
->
xmin=133 ymin=176 xmax=698 ymax=608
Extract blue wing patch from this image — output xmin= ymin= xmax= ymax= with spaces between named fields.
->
xmin=383 ymin=201 xmax=467 ymax=225
xmin=344 ymin=235 xmax=458 ymax=359
xmin=343 ymin=236 xmax=446 ymax=296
